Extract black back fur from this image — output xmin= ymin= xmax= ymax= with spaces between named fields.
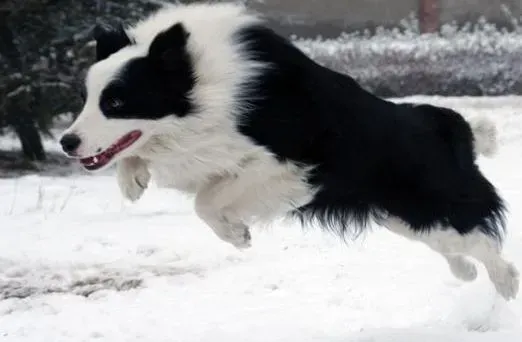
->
xmin=236 ymin=26 xmax=506 ymax=240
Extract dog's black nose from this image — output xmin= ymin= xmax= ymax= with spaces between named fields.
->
xmin=60 ymin=133 xmax=81 ymax=154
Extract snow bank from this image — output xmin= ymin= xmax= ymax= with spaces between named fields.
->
xmin=293 ymin=20 xmax=522 ymax=97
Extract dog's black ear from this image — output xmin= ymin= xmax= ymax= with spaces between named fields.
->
xmin=148 ymin=23 xmax=190 ymax=70
xmin=93 ymin=21 xmax=132 ymax=61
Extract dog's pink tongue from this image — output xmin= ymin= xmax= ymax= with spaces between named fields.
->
xmin=77 ymin=130 xmax=142 ymax=167
xmin=80 ymin=151 xmax=110 ymax=166
xmin=99 ymin=152 xmax=111 ymax=164
xmin=80 ymin=156 xmax=94 ymax=165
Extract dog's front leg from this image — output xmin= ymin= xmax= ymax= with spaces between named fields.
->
xmin=117 ymin=157 xmax=151 ymax=202
xmin=195 ymin=177 xmax=251 ymax=249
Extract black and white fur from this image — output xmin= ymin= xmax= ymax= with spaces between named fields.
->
xmin=60 ymin=3 xmax=519 ymax=300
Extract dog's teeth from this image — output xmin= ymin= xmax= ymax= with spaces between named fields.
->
xmin=93 ymin=156 xmax=99 ymax=164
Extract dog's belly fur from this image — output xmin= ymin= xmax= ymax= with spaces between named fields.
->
xmin=146 ymin=158 xmax=212 ymax=193
xmin=133 ymin=138 xmax=315 ymax=225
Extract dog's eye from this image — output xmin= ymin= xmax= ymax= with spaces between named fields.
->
xmin=106 ymin=98 xmax=124 ymax=110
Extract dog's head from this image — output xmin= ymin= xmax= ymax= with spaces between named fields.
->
xmin=60 ymin=21 xmax=196 ymax=171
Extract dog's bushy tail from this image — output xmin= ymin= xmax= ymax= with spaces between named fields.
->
xmin=469 ymin=117 xmax=498 ymax=157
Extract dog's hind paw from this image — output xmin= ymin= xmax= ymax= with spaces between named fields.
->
xmin=490 ymin=262 xmax=519 ymax=301
xmin=117 ymin=157 xmax=151 ymax=202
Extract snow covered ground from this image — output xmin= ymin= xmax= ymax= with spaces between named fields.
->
xmin=1 ymin=96 xmax=522 ymax=341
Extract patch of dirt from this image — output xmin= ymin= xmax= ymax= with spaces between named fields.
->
xmin=0 ymin=259 xmax=204 ymax=300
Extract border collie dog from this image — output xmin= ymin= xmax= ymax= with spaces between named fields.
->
xmin=60 ymin=2 xmax=518 ymax=300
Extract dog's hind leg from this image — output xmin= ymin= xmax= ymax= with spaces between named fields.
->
xmin=382 ymin=216 xmax=519 ymax=300
xmin=444 ymin=254 xmax=478 ymax=282
xmin=382 ymin=217 xmax=478 ymax=281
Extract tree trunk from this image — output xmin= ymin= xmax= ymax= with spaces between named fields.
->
xmin=1 ymin=7 xmax=46 ymax=161
xmin=419 ymin=0 xmax=440 ymax=33
xmin=13 ymin=117 xmax=46 ymax=161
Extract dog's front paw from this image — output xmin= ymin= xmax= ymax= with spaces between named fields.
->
xmin=220 ymin=223 xmax=252 ymax=250
xmin=229 ymin=223 xmax=252 ymax=249
xmin=206 ymin=221 xmax=252 ymax=249
xmin=117 ymin=157 xmax=151 ymax=202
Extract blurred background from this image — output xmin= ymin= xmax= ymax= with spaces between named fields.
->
xmin=1 ymin=0 xmax=522 ymax=173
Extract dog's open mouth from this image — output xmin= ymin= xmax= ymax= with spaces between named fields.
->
xmin=80 ymin=130 xmax=142 ymax=171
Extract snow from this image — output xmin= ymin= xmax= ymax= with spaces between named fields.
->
xmin=1 ymin=96 xmax=522 ymax=341
xmin=294 ymin=26 xmax=522 ymax=96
